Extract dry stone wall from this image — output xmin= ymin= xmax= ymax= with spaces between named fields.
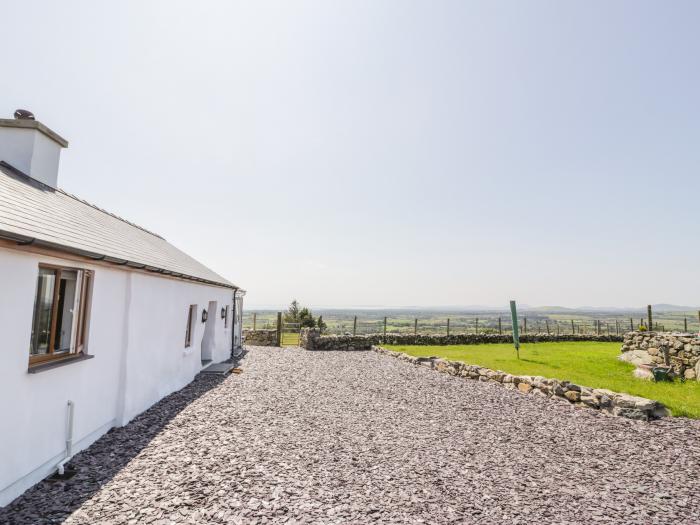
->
xmin=621 ymin=331 xmax=700 ymax=380
xmin=300 ymin=329 xmax=622 ymax=351
xmin=243 ymin=329 xmax=278 ymax=347
xmin=372 ymin=345 xmax=669 ymax=421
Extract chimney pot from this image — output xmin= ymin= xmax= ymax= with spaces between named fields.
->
xmin=14 ymin=109 xmax=35 ymax=120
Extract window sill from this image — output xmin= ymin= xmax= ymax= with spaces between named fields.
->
xmin=28 ymin=353 xmax=94 ymax=374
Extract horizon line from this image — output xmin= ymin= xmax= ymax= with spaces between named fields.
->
xmin=244 ymin=303 xmax=700 ymax=311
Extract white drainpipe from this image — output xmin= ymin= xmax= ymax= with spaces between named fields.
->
xmin=55 ymin=400 xmax=75 ymax=476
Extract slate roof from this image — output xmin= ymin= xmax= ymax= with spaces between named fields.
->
xmin=0 ymin=163 xmax=238 ymax=289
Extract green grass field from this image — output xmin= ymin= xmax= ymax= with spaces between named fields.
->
xmin=385 ymin=342 xmax=700 ymax=418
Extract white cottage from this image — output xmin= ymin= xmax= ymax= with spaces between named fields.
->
xmin=0 ymin=111 xmax=244 ymax=507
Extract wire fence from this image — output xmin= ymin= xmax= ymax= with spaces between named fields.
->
xmin=243 ymin=310 xmax=700 ymax=337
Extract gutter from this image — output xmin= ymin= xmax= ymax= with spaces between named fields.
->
xmin=0 ymin=228 xmax=243 ymax=292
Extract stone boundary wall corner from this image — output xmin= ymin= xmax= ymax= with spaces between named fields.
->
xmin=621 ymin=331 xmax=700 ymax=380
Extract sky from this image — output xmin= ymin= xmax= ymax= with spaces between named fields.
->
xmin=1 ymin=1 xmax=699 ymax=309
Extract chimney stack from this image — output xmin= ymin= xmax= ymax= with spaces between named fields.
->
xmin=0 ymin=110 xmax=68 ymax=188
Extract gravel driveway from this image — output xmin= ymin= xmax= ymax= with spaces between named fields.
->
xmin=2 ymin=346 xmax=700 ymax=524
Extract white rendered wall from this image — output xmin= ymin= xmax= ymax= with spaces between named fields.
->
xmin=0 ymin=246 xmax=234 ymax=506
xmin=118 ymin=273 xmax=232 ymax=425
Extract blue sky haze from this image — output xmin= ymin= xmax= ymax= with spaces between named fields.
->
xmin=1 ymin=1 xmax=698 ymax=308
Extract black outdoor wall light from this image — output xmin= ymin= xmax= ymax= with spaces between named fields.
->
xmin=201 ymin=309 xmax=208 ymax=323
xmin=221 ymin=307 xmax=226 ymax=319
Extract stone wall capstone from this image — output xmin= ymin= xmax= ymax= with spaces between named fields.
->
xmin=372 ymin=345 xmax=669 ymax=421
xmin=243 ymin=329 xmax=278 ymax=347
xmin=621 ymin=331 xmax=700 ymax=380
xmin=300 ymin=328 xmax=622 ymax=351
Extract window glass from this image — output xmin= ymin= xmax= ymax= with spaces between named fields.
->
xmin=76 ymin=271 xmax=92 ymax=351
xmin=185 ymin=304 xmax=196 ymax=347
xmin=29 ymin=268 xmax=56 ymax=356
xmin=54 ymin=269 xmax=79 ymax=354
xmin=28 ymin=265 xmax=94 ymax=364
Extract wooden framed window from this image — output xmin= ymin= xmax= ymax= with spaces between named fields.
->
xmin=185 ymin=304 xmax=197 ymax=348
xmin=29 ymin=264 xmax=94 ymax=366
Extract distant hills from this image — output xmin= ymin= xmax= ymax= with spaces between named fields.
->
xmin=249 ymin=304 xmax=699 ymax=313
xmin=650 ymin=304 xmax=700 ymax=312
xmin=495 ymin=304 xmax=698 ymax=313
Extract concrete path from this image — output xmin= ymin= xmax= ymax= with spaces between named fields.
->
xmin=2 ymin=346 xmax=700 ymax=524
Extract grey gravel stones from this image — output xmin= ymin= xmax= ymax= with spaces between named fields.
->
xmin=2 ymin=346 xmax=700 ymax=524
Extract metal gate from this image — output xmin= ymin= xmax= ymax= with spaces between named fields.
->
xmin=280 ymin=321 xmax=301 ymax=346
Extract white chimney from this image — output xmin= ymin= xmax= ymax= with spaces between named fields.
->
xmin=0 ymin=110 xmax=68 ymax=188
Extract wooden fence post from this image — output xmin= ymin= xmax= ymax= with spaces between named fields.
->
xmin=353 ymin=315 xmax=357 ymax=336
xmin=447 ymin=318 xmax=450 ymax=336
xmin=524 ymin=318 xmax=527 ymax=334
xmin=414 ymin=318 xmax=418 ymax=335
xmin=276 ymin=312 xmax=282 ymax=346
xmin=684 ymin=317 xmax=688 ymax=333
xmin=545 ymin=320 xmax=550 ymax=335
xmin=556 ymin=322 xmax=560 ymax=336
xmin=253 ymin=313 xmax=257 ymax=331
xmin=383 ymin=316 xmax=387 ymax=343
xmin=498 ymin=317 xmax=502 ymax=335
xmin=647 ymin=305 xmax=653 ymax=333
xmin=630 ymin=318 xmax=633 ymax=331
xmin=475 ymin=317 xmax=479 ymax=334
xmin=571 ymin=319 xmax=575 ymax=334
xmin=616 ymin=319 xmax=619 ymax=335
